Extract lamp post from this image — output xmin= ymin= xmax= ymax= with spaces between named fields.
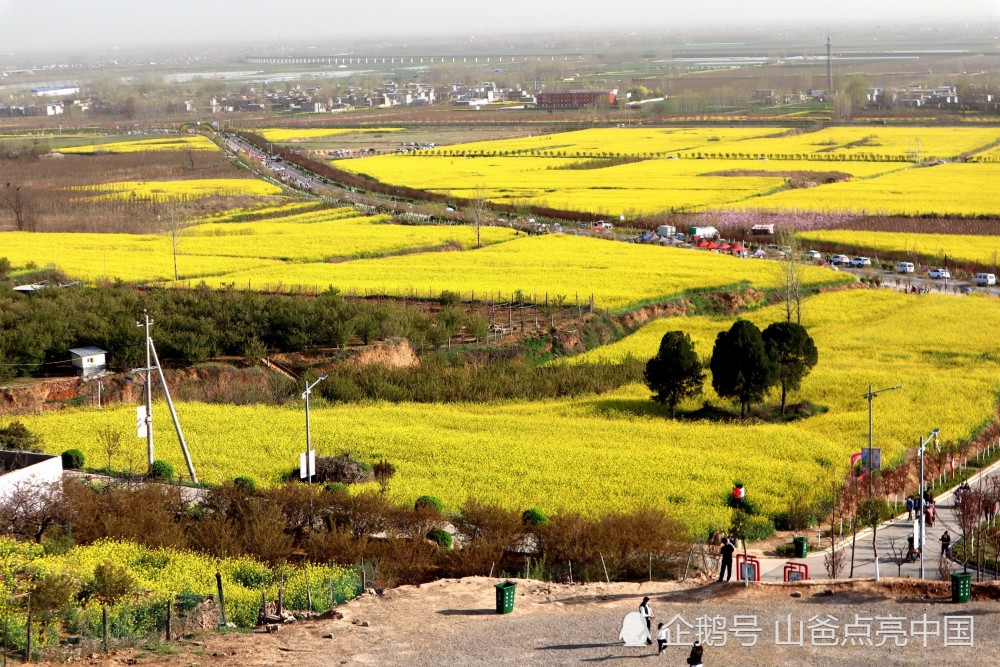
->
xmin=863 ymin=384 xmax=902 ymax=497
xmin=301 ymin=374 xmax=327 ymax=484
xmin=918 ymin=428 xmax=940 ymax=580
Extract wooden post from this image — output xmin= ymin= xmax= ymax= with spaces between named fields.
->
xmin=166 ymin=598 xmax=172 ymax=641
xmin=25 ymin=596 xmax=31 ymax=664
xmin=599 ymin=553 xmax=610 ymax=583
xmin=278 ymin=572 xmax=284 ymax=616
xmin=101 ymin=605 xmax=107 ymax=653
xmin=590 ymin=294 xmax=595 ymax=313
xmin=328 ymin=571 xmax=334 ymax=609
xmin=260 ymin=590 xmax=267 ymax=624
xmin=305 ymin=566 xmax=313 ymax=613
xmin=568 ymin=561 xmax=573 ymax=584
xmin=215 ymin=573 xmax=228 ymax=627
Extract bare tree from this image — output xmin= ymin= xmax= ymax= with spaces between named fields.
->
xmin=885 ymin=536 xmax=907 ymax=577
xmin=824 ymin=546 xmax=847 ymax=579
xmin=0 ymin=481 xmax=66 ymax=542
xmin=774 ymin=224 xmax=806 ymax=324
xmin=2 ymin=182 xmax=37 ymax=231
xmin=471 ymin=184 xmax=489 ymax=249
xmin=97 ymin=424 xmax=124 ymax=471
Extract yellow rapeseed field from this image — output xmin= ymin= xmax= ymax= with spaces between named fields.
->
xmin=211 ymin=233 xmax=853 ymax=312
xmin=730 ymin=163 xmax=1000 ymax=216
xmin=18 ymin=290 xmax=1000 ymax=536
xmin=74 ymin=178 xmax=284 ymax=201
xmin=57 ymin=135 xmax=219 ymax=153
xmin=0 ymin=537 xmax=356 ymax=631
xmin=339 ymin=126 xmax=1000 ymax=216
xmin=0 ymin=207 xmax=519 ymax=283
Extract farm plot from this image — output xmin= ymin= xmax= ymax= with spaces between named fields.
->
xmin=729 ymin=163 xmax=1000 ymax=216
xmin=211 ymin=233 xmax=853 ymax=312
xmin=73 ymin=178 xmax=284 ymax=201
xmin=0 ymin=207 xmax=519 ymax=283
xmin=339 ymin=126 xmax=1000 ymax=217
xmin=572 ymin=288 xmax=1000 ymax=483
xmin=57 ymin=135 xmax=219 ymax=154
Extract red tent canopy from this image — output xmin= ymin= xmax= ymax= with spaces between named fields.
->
xmin=705 ymin=241 xmax=719 ymax=249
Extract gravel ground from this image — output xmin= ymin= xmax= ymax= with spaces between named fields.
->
xmin=63 ymin=575 xmax=999 ymax=667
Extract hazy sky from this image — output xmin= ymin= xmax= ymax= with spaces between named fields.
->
xmin=0 ymin=0 xmax=996 ymax=52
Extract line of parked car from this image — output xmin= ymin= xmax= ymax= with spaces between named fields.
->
xmin=812 ymin=250 xmax=999 ymax=286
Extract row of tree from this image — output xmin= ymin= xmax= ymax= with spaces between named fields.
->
xmin=644 ymin=320 xmax=818 ymax=418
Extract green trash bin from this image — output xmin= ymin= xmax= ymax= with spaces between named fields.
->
xmin=951 ymin=572 xmax=972 ymax=603
xmin=793 ymin=536 xmax=808 ymax=558
xmin=495 ymin=580 xmax=516 ymax=614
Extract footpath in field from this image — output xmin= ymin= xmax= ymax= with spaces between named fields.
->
xmin=748 ymin=453 xmax=1000 ymax=583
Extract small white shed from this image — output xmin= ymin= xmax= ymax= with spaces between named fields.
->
xmin=69 ymin=346 xmax=107 ymax=378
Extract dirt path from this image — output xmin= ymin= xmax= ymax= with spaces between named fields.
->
xmin=55 ymin=576 xmax=997 ymax=667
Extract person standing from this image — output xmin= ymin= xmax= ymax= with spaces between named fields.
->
xmin=639 ymin=597 xmax=653 ymax=644
xmin=718 ymin=538 xmax=735 ymax=582
xmin=687 ymin=640 xmax=704 ymax=666
xmin=655 ymin=622 xmax=667 ymax=654
xmin=941 ymin=530 xmax=952 ymax=556
xmin=906 ymin=496 xmax=914 ymax=520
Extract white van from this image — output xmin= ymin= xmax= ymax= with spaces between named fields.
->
xmin=974 ymin=273 xmax=997 ymax=287
xmin=896 ymin=262 xmax=915 ymax=274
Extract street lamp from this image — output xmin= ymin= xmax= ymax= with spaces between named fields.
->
xmin=863 ymin=384 xmax=902 ymax=497
xmin=918 ymin=427 xmax=940 ymax=580
xmin=301 ymin=374 xmax=328 ymax=484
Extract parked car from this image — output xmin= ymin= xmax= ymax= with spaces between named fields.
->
xmin=896 ymin=262 xmax=916 ymax=274
xmin=850 ymin=256 xmax=872 ymax=268
xmin=974 ymin=273 xmax=997 ymax=287
xmin=805 ymin=250 xmax=822 ymax=260
xmin=594 ymin=221 xmax=614 ymax=231
xmin=828 ymin=254 xmax=852 ymax=266
xmin=928 ymin=268 xmax=951 ymax=279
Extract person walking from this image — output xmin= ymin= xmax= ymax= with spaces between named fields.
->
xmin=655 ymin=622 xmax=667 ymax=654
xmin=639 ymin=597 xmax=653 ymax=645
xmin=718 ymin=538 xmax=735 ymax=582
xmin=687 ymin=640 xmax=704 ymax=666
xmin=906 ymin=496 xmax=914 ymax=520
xmin=940 ymin=530 xmax=952 ymax=556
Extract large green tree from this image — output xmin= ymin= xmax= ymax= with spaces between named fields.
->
xmin=644 ymin=330 xmax=705 ymax=418
xmin=762 ymin=322 xmax=818 ymax=415
xmin=710 ymin=320 xmax=775 ymax=418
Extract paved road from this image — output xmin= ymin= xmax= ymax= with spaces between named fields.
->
xmin=747 ymin=455 xmax=1000 ymax=583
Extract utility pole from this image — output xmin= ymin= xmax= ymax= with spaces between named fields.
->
xmin=826 ymin=34 xmax=834 ymax=94
xmin=301 ymin=375 xmax=327 ymax=484
xmin=138 ymin=310 xmax=154 ymax=466
xmin=863 ymin=384 xmax=902 ymax=497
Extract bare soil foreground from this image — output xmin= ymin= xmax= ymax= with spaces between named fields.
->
xmin=58 ymin=576 xmax=997 ymax=667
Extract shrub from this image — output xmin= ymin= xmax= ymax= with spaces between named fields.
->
xmin=742 ymin=515 xmax=776 ymax=542
xmin=324 ymin=482 xmax=349 ymax=495
xmin=61 ymin=449 xmax=85 ymax=470
xmin=414 ymin=495 xmax=443 ymax=512
xmin=438 ymin=290 xmax=461 ymax=307
xmin=427 ymin=529 xmax=453 ymax=549
xmin=0 ymin=421 xmax=43 ymax=452
xmin=522 ymin=508 xmax=549 ymax=527
xmin=234 ymin=476 xmax=257 ymax=492
xmin=91 ymin=561 xmax=136 ymax=605
xmin=147 ymin=460 xmax=174 ymax=480
xmin=314 ymin=453 xmax=374 ymax=485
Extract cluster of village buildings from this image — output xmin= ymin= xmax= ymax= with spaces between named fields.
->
xmin=1 ymin=79 xmax=998 ymax=118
